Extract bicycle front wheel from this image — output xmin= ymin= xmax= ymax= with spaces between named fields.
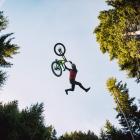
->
xmin=51 ymin=61 xmax=62 ymax=77
xmin=54 ymin=43 xmax=66 ymax=56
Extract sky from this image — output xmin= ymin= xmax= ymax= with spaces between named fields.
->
xmin=0 ymin=0 xmax=140 ymax=137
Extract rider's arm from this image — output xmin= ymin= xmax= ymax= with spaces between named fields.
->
xmin=65 ymin=61 xmax=73 ymax=71
xmin=65 ymin=67 xmax=71 ymax=71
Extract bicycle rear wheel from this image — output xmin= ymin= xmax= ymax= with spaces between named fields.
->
xmin=54 ymin=43 xmax=66 ymax=56
xmin=51 ymin=61 xmax=62 ymax=77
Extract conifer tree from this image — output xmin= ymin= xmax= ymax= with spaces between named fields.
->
xmin=94 ymin=0 xmax=140 ymax=83
xmin=59 ymin=130 xmax=99 ymax=140
xmin=106 ymin=77 xmax=140 ymax=139
xmin=0 ymin=11 xmax=19 ymax=87
xmin=0 ymin=101 xmax=56 ymax=140
xmin=99 ymin=120 xmax=127 ymax=140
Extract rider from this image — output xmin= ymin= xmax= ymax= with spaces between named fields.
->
xmin=65 ymin=62 xmax=90 ymax=95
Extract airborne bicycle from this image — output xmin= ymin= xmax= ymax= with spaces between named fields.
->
xmin=51 ymin=43 xmax=72 ymax=77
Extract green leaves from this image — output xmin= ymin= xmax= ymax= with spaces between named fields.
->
xmin=59 ymin=131 xmax=99 ymax=140
xmin=0 ymin=11 xmax=19 ymax=87
xmin=106 ymin=77 xmax=140 ymax=137
xmin=0 ymin=11 xmax=8 ymax=31
xmin=0 ymin=101 xmax=56 ymax=140
xmin=0 ymin=33 xmax=19 ymax=67
xmin=94 ymin=0 xmax=140 ymax=82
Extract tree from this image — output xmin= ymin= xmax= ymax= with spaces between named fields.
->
xmin=0 ymin=101 xmax=56 ymax=140
xmin=106 ymin=77 xmax=140 ymax=139
xmin=99 ymin=120 xmax=127 ymax=140
xmin=0 ymin=11 xmax=19 ymax=87
xmin=94 ymin=0 xmax=140 ymax=83
xmin=0 ymin=100 xmax=19 ymax=140
xmin=0 ymin=11 xmax=7 ymax=31
xmin=59 ymin=130 xmax=99 ymax=140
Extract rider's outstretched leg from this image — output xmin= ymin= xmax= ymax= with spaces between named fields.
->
xmin=74 ymin=81 xmax=90 ymax=92
xmin=65 ymin=82 xmax=75 ymax=95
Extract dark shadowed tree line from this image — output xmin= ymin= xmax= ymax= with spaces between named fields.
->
xmin=0 ymin=101 xmax=57 ymax=140
xmin=0 ymin=92 xmax=139 ymax=140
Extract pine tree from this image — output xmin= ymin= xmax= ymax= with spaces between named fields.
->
xmin=106 ymin=77 xmax=140 ymax=139
xmin=0 ymin=11 xmax=7 ymax=31
xmin=99 ymin=120 xmax=127 ymax=140
xmin=94 ymin=0 xmax=140 ymax=83
xmin=0 ymin=11 xmax=19 ymax=87
xmin=0 ymin=101 xmax=56 ymax=140
xmin=59 ymin=131 xmax=99 ymax=140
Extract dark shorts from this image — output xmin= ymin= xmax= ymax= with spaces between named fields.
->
xmin=69 ymin=79 xmax=75 ymax=84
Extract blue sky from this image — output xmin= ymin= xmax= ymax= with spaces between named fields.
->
xmin=0 ymin=0 xmax=140 ymax=136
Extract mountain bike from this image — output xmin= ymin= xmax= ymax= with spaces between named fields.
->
xmin=51 ymin=43 xmax=72 ymax=77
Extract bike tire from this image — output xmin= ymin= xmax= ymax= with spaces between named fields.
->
xmin=51 ymin=61 xmax=62 ymax=77
xmin=54 ymin=43 xmax=66 ymax=56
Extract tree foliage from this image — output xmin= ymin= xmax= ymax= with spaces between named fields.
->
xmin=59 ymin=130 xmax=99 ymax=140
xmin=0 ymin=11 xmax=19 ymax=87
xmin=94 ymin=0 xmax=140 ymax=83
xmin=106 ymin=77 xmax=140 ymax=139
xmin=0 ymin=101 xmax=57 ymax=140
xmin=0 ymin=11 xmax=7 ymax=31
xmin=99 ymin=120 xmax=127 ymax=140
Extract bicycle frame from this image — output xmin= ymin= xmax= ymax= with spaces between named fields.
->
xmin=56 ymin=59 xmax=66 ymax=71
